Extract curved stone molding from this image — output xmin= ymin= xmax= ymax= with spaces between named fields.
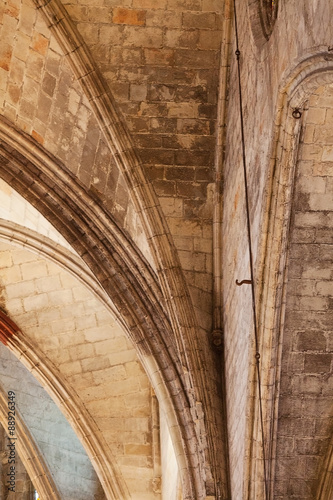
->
xmin=0 ymin=2 xmax=227 ymax=486
xmin=245 ymin=53 xmax=333 ymax=499
xmin=0 ymin=222 xmax=194 ymax=500
xmin=316 ymin=434 xmax=333 ymax=500
xmin=0 ymin=144 xmax=194 ymax=496
xmin=249 ymin=0 xmax=278 ymax=46
xmin=27 ymin=3 xmax=229 ymax=496
xmin=0 ymin=155 xmax=200 ymax=500
xmin=3 ymin=328 xmax=129 ymax=500
xmin=0 ymin=387 xmax=61 ymax=500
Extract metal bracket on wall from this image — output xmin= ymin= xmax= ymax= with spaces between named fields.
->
xmin=235 ymin=279 xmax=252 ymax=286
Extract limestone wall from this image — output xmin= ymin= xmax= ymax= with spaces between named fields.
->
xmin=222 ymin=1 xmax=333 ymax=497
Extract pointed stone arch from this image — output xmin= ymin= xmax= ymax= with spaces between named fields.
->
xmin=0 ymin=311 xmax=129 ymax=499
xmin=0 ymin=119 xmax=206 ymax=499
xmin=1 ymin=0 xmax=229 ymax=494
xmin=245 ymin=52 xmax=333 ymax=498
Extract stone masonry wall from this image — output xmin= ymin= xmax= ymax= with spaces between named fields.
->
xmin=61 ymin=0 xmax=224 ymax=333
xmin=0 ymin=0 xmax=152 ymax=267
xmin=222 ymin=1 xmax=333 ymax=498
xmin=273 ymin=85 xmax=333 ymax=499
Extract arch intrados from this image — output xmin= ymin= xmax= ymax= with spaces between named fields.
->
xmin=0 ymin=313 xmax=129 ymax=500
xmin=245 ymin=54 xmax=333 ymax=499
xmin=0 ymin=228 xmax=194 ymax=500
xmin=0 ymin=126 xmax=199 ymax=498
xmin=13 ymin=2 xmax=226 ymax=494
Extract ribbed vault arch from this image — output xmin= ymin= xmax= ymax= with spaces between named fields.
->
xmin=0 ymin=311 xmax=128 ymax=499
xmin=0 ymin=120 xmax=205 ymax=499
xmin=27 ymin=1 xmax=229 ymax=495
xmin=0 ymin=218 xmax=193 ymax=499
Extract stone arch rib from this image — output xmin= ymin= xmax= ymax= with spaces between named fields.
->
xmin=33 ymin=0 xmax=197 ymax=367
xmin=0 ymin=311 xmax=129 ymax=500
xmin=316 ymin=431 xmax=333 ymax=500
xmin=29 ymin=2 xmax=228 ymax=495
xmin=0 ymin=118 xmax=205 ymax=499
xmin=246 ymin=52 xmax=333 ymax=499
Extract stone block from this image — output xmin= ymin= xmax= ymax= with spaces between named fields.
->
xmin=113 ymin=8 xmax=146 ymax=26
xmin=168 ymin=0 xmax=202 ymax=10
xmin=292 ymin=375 xmax=323 ymax=395
xmin=164 ymin=29 xmax=199 ymax=48
xmin=309 ymin=193 xmax=333 ymax=211
xmin=146 ymin=9 xmax=182 ymax=28
xmin=25 ymin=49 xmax=44 ymax=82
xmin=20 ymin=260 xmax=48 ymax=281
xmin=165 ymin=166 xmax=195 ymax=181
xmin=99 ymin=25 xmax=125 ymax=46
xmin=38 ymin=307 xmax=61 ymax=325
xmin=48 ymin=289 xmax=73 ymax=305
xmin=304 ymin=354 xmax=332 ymax=373
xmin=322 ymin=145 xmax=333 ymax=161
xmin=198 ymin=29 xmax=222 ymax=49
xmin=175 ymin=149 xmax=212 ymax=166
xmin=316 ymin=281 xmax=333 ymax=296
xmin=0 ymin=43 xmax=13 ymax=71
xmin=175 ymin=48 xmax=216 ymax=68
xmin=95 ymin=337 xmax=128 ymax=355
xmin=144 ymin=48 xmax=174 ymax=65
xmin=296 ymin=438 xmax=327 ymax=455
xmin=1 ymin=265 xmax=22 ymax=284
xmin=31 ymin=32 xmax=49 ymax=56
xmin=167 ymin=101 xmax=199 ymax=118
xmin=299 ymin=144 xmax=322 ymax=160
xmin=59 ymin=360 xmax=82 ymax=376
xmin=160 ymin=197 xmax=183 ymax=217
xmin=123 ymin=26 xmax=163 ymax=48
xmin=140 ymin=148 xmax=175 ymax=165
xmin=82 ymin=356 xmax=110 ymax=373
xmin=313 ymin=125 xmax=333 ymax=144
xmin=132 ymin=0 xmax=166 ymax=8
xmin=177 ymin=118 xmax=210 ymax=134
xmin=124 ymin=443 xmax=152 ymax=456
xmin=31 ymin=129 xmax=44 ymax=144
xmin=177 ymin=180 xmax=207 ymax=199
xmin=306 ymin=107 xmax=326 ymax=124
xmin=315 ymin=228 xmax=333 ymax=244
xmin=182 ymin=11 xmax=216 ymax=29
xmin=298 ymin=176 xmax=326 ymax=194
xmin=130 ymin=83 xmax=147 ymax=101
xmin=202 ymin=0 xmax=223 ymax=10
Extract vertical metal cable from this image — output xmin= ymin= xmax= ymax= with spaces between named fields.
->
xmin=232 ymin=1 xmax=269 ymax=498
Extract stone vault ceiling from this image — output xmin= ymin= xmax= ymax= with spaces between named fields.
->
xmin=1 ymin=0 xmax=332 ymax=499
xmin=0 ymin=179 xmax=166 ymax=499
xmin=0 ymin=1 xmax=227 ymax=498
